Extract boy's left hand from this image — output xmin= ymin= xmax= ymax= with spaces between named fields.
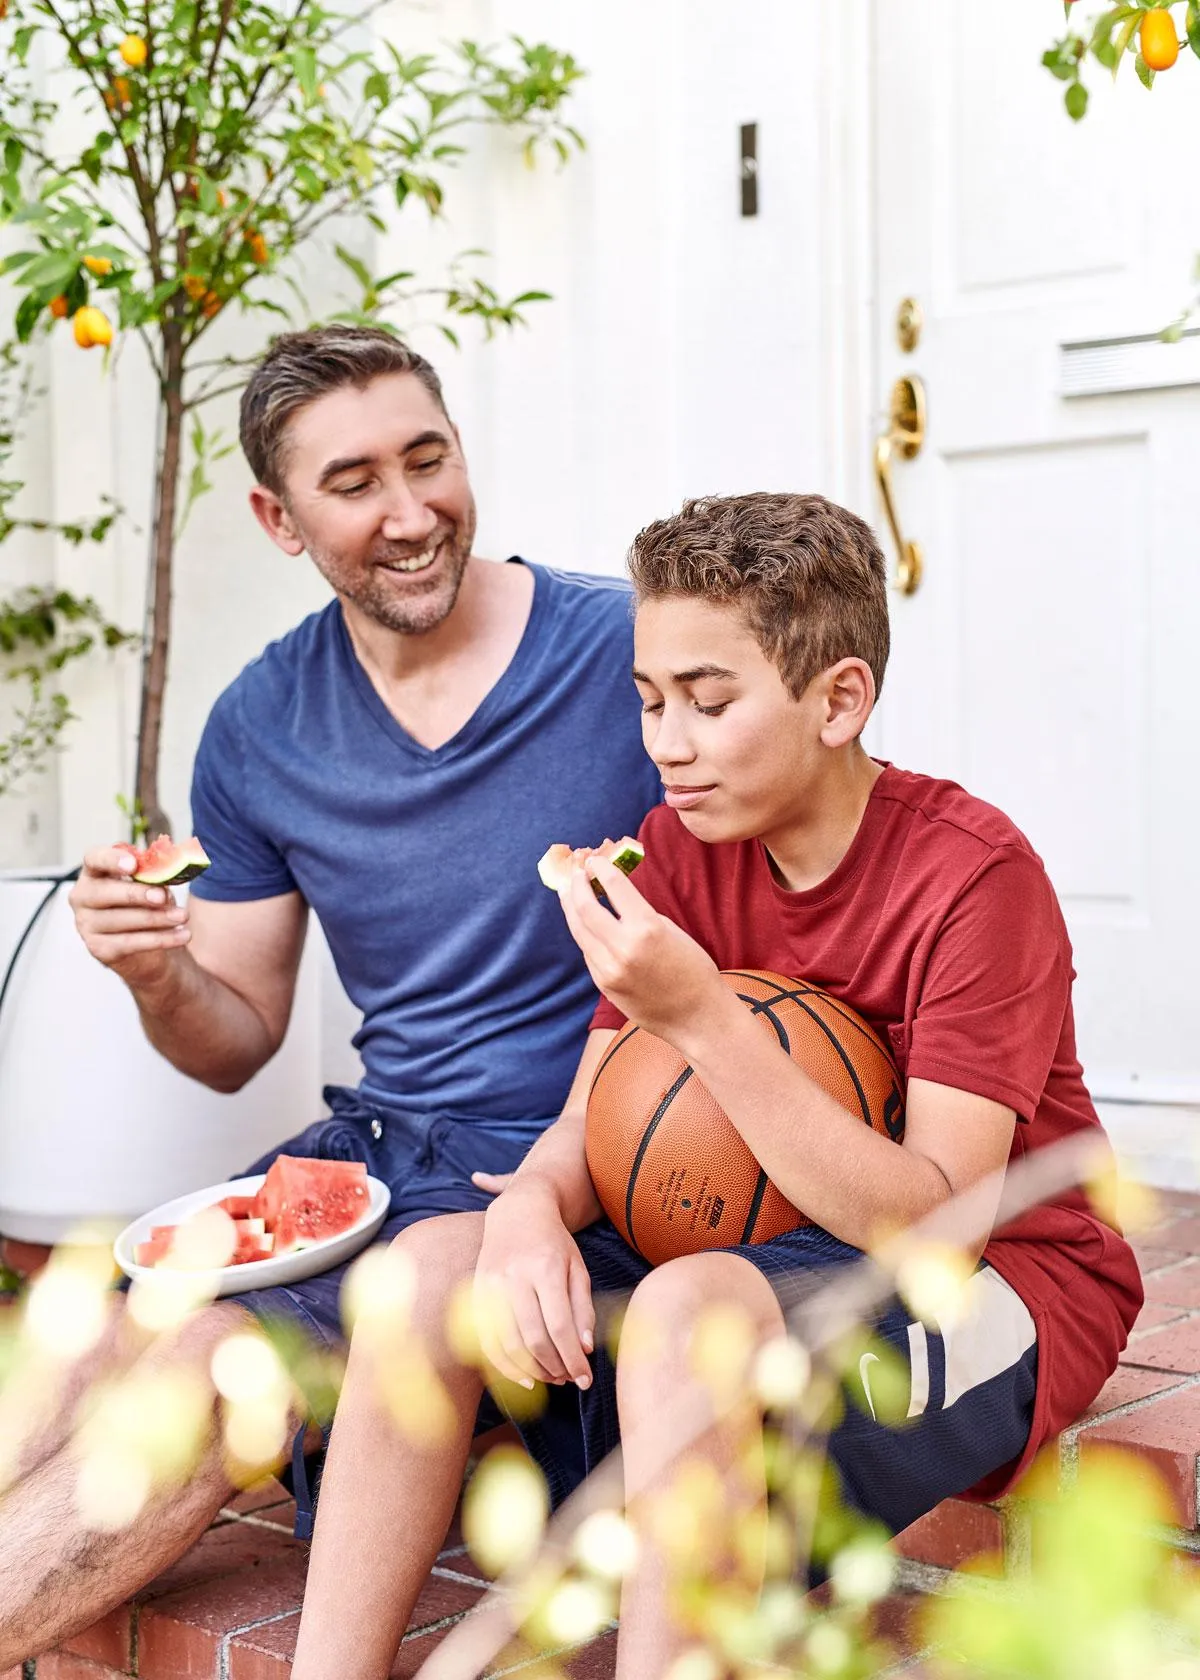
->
xmin=558 ymin=854 xmax=724 ymax=1044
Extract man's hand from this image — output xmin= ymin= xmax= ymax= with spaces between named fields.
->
xmin=69 ymin=845 xmax=192 ymax=988
xmin=558 ymin=853 xmax=724 ymax=1045
xmin=474 ymin=1183 xmax=595 ymax=1391
xmin=470 ymin=1171 xmax=513 ymax=1196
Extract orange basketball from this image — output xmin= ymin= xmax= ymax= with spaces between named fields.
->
xmin=585 ymin=970 xmax=905 ymax=1265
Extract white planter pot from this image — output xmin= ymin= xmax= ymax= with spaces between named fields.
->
xmin=0 ymin=870 xmax=323 ymax=1243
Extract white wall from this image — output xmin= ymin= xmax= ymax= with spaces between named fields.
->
xmin=4 ymin=0 xmax=868 ymax=1083
xmin=395 ymin=0 xmax=868 ymax=578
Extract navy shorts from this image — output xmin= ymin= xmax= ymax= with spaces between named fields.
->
xmin=527 ymin=1218 xmax=1038 ymax=1555
xmin=230 ymin=1092 xmax=1037 ymax=1563
xmin=227 ymin=1086 xmax=585 ymax=1535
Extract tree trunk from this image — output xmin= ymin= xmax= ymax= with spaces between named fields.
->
xmin=134 ymin=327 xmax=186 ymax=840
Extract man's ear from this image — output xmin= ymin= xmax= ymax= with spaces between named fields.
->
xmin=249 ymin=484 xmax=305 ymax=557
xmin=819 ymin=657 xmax=876 ymax=747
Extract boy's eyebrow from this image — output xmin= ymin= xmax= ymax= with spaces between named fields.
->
xmin=631 ymin=663 xmax=739 ymax=685
xmin=317 ymin=430 xmax=451 ymax=486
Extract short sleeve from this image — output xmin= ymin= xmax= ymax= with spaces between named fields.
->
xmin=188 ymin=688 xmax=298 ymax=903
xmin=906 ymin=847 xmax=1072 ymax=1121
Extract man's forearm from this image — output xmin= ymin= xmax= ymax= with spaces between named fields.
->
xmin=129 ymin=953 xmax=278 ymax=1093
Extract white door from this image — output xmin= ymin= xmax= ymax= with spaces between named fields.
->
xmin=869 ymin=0 xmax=1200 ymax=1105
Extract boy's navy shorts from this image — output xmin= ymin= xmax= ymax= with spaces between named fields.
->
xmin=228 ymin=1087 xmax=1038 ymax=1558
xmin=547 ymin=1218 xmax=1038 ymax=1552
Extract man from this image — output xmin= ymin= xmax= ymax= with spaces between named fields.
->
xmin=0 ymin=325 xmax=661 ymax=1667
xmin=290 ymin=492 xmax=1142 ymax=1680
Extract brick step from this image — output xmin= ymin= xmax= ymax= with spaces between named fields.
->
xmin=11 ymin=1192 xmax=1200 ymax=1675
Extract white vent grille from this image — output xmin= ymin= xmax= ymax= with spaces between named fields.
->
xmin=1061 ymin=327 xmax=1200 ymax=399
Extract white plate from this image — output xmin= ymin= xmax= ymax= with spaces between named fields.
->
xmin=114 ymin=1172 xmax=391 ymax=1296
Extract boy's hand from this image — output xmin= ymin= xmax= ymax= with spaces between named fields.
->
xmin=559 ymin=853 xmax=724 ymax=1044
xmin=474 ymin=1184 xmax=595 ymax=1391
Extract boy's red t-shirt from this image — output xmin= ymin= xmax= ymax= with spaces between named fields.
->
xmin=590 ymin=764 xmax=1143 ymax=1497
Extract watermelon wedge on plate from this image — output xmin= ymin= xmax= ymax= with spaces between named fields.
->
xmin=114 ymin=1168 xmax=389 ymax=1295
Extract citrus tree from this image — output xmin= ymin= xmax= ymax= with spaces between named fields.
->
xmin=0 ymin=337 xmax=130 ymax=799
xmin=0 ymin=2 xmax=583 ymax=835
xmin=1045 ymin=2 xmax=1199 ymax=332
xmin=1044 ymin=0 xmax=1198 ymax=116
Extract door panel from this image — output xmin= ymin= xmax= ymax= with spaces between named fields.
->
xmin=871 ymin=0 xmax=1200 ymax=1097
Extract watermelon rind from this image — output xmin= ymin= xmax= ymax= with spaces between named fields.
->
xmin=609 ymin=838 xmax=645 ymax=877
xmin=537 ymin=836 xmax=644 ymax=896
xmin=132 ymin=836 xmax=212 ymax=886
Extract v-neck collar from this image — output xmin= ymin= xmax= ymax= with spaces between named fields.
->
xmin=334 ymin=557 xmax=544 ymax=762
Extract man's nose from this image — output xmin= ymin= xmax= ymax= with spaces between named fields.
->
xmin=380 ymin=486 xmax=439 ymax=543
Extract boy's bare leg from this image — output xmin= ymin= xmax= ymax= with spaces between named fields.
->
xmin=291 ymin=1213 xmax=487 ymax=1680
xmin=0 ymin=1299 xmax=259 ymax=1668
xmin=614 ymin=1253 xmax=784 ymax=1680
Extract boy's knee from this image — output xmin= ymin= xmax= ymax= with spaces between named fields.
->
xmin=617 ymin=1254 xmax=785 ymax=1392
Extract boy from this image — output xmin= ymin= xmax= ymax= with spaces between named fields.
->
xmin=291 ymin=492 xmax=1142 ymax=1680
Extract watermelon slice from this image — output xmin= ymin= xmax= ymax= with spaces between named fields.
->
xmin=254 ymin=1156 xmax=370 ymax=1254
xmin=135 ymin=1232 xmax=174 ymax=1267
xmin=132 ymin=1158 xmax=372 ymax=1271
xmin=537 ymin=835 xmax=644 ymax=896
xmin=218 ymin=1195 xmax=259 ymax=1218
xmin=115 ymin=833 xmax=211 ymax=886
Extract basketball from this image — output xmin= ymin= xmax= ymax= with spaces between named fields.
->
xmin=584 ymin=970 xmax=905 ymax=1265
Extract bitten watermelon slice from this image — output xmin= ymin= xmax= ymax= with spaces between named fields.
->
xmin=115 ymin=833 xmax=211 ymax=886
xmin=537 ymin=835 xmax=644 ymax=895
xmin=254 ymin=1156 xmax=370 ymax=1254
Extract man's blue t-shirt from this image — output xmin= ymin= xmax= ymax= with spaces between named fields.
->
xmin=189 ymin=561 xmax=661 ymax=1128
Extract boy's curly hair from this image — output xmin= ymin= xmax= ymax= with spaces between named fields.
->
xmin=628 ymin=492 xmax=890 ymax=701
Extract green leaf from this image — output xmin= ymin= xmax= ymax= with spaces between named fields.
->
xmin=13 ymin=294 xmax=41 ymax=344
xmin=1112 ymin=11 xmax=1141 ymax=72
xmin=291 ymin=47 xmax=318 ymax=103
xmin=334 ymin=244 xmax=373 ymax=291
xmin=1066 ymin=79 xmax=1090 ymax=119
xmin=17 ymin=250 xmax=79 ymax=291
xmin=1134 ymin=50 xmax=1156 ymax=86
xmin=1188 ymin=0 xmax=1200 ymax=56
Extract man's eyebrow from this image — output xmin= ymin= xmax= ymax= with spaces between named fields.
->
xmin=631 ymin=663 xmax=739 ymax=685
xmin=316 ymin=431 xmax=452 ymax=486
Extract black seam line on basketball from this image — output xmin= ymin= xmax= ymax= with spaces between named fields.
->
xmin=721 ymin=972 xmax=886 ymax=1054
xmin=740 ymin=1170 xmax=769 ymax=1245
xmin=625 ymin=1065 xmax=695 ymax=1256
xmin=589 ymin=1024 xmax=641 ymax=1096
xmin=721 ymin=972 xmax=901 ymax=1104
xmin=734 ymin=993 xmax=791 ymax=1052
xmin=783 ymin=995 xmax=874 ymax=1127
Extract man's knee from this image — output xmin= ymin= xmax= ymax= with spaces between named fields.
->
xmin=379 ymin=1212 xmax=485 ymax=1343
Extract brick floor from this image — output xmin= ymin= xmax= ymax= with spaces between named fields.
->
xmin=10 ymin=1193 xmax=1200 ymax=1677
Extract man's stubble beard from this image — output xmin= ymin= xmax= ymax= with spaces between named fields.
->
xmin=304 ymin=502 xmax=477 ymax=637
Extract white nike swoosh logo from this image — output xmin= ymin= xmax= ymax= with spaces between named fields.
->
xmin=859 ymin=1350 xmax=880 ymax=1421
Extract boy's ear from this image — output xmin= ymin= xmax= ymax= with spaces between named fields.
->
xmin=249 ymin=484 xmax=305 ymax=557
xmin=819 ymin=657 xmax=876 ymax=747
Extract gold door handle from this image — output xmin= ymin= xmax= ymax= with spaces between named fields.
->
xmin=874 ymin=374 xmax=926 ymax=596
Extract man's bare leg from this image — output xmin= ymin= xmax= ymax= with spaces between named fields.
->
xmin=291 ymin=1213 xmax=487 ymax=1680
xmin=613 ymin=1254 xmax=784 ymax=1680
xmin=0 ymin=1296 xmax=157 ymax=1490
xmin=0 ymin=1299 xmax=260 ymax=1668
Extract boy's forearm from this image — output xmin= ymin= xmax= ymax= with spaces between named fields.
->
xmin=498 ymin=1028 xmax=613 ymax=1231
xmin=130 ymin=955 xmax=279 ymax=1093
xmin=504 ymin=1109 xmax=604 ymax=1232
xmin=674 ymin=993 xmax=956 ymax=1251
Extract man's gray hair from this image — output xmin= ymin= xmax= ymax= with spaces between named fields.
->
xmin=239 ymin=325 xmax=448 ymax=493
